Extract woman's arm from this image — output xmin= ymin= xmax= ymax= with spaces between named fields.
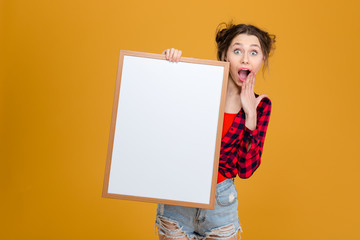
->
xmin=237 ymin=97 xmax=272 ymax=179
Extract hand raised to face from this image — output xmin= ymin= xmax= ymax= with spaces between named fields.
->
xmin=240 ymin=72 xmax=268 ymax=117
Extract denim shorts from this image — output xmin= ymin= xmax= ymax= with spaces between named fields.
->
xmin=155 ymin=178 xmax=241 ymax=239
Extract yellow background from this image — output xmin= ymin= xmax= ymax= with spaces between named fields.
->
xmin=1 ymin=0 xmax=360 ymax=239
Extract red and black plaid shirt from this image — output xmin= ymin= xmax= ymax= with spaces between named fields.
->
xmin=219 ymin=96 xmax=272 ymax=179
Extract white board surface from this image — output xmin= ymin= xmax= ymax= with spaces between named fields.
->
xmin=103 ymin=50 xmax=229 ymax=209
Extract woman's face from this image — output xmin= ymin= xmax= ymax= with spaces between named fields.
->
xmin=225 ymin=33 xmax=264 ymax=87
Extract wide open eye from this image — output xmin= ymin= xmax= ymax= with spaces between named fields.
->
xmin=250 ymin=50 xmax=258 ymax=56
xmin=234 ymin=49 xmax=241 ymax=55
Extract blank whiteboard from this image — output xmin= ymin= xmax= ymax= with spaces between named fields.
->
xmin=102 ymin=50 xmax=229 ymax=209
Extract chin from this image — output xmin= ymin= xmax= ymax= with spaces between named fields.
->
xmin=236 ymin=80 xmax=244 ymax=88
xmin=229 ymin=75 xmax=242 ymax=88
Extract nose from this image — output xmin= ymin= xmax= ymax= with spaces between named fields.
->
xmin=241 ymin=54 xmax=249 ymax=64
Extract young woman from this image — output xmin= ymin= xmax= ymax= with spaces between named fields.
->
xmin=156 ymin=23 xmax=276 ymax=240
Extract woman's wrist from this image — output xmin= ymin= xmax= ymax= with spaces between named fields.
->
xmin=245 ymin=113 xmax=257 ymax=130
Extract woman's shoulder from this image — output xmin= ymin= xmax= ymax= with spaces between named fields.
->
xmin=254 ymin=93 xmax=271 ymax=103
xmin=255 ymin=93 xmax=272 ymax=113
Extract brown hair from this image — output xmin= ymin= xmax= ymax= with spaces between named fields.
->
xmin=216 ymin=23 xmax=276 ymax=72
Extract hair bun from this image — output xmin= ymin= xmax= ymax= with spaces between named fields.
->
xmin=215 ymin=22 xmax=234 ymax=45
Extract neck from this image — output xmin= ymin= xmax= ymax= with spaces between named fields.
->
xmin=224 ymin=77 xmax=242 ymax=113
xmin=226 ymin=77 xmax=241 ymax=97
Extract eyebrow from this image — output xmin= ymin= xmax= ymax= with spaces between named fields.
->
xmin=232 ymin=42 xmax=261 ymax=48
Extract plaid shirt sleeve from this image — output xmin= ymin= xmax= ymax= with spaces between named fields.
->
xmin=238 ymin=97 xmax=272 ymax=178
xmin=219 ymin=97 xmax=272 ymax=179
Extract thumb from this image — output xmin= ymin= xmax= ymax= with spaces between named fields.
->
xmin=256 ymin=94 xmax=268 ymax=107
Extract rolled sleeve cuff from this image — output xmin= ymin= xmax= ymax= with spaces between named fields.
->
xmin=241 ymin=127 xmax=260 ymax=155
xmin=243 ymin=127 xmax=258 ymax=143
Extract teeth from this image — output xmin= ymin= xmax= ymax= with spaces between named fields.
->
xmin=238 ymin=69 xmax=251 ymax=74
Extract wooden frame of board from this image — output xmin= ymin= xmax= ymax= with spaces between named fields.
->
xmin=103 ymin=50 xmax=229 ymax=209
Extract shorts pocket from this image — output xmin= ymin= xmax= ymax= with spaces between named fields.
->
xmin=216 ymin=182 xmax=238 ymax=206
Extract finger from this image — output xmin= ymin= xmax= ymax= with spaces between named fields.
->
xmin=241 ymin=78 xmax=247 ymax=92
xmin=163 ymin=49 xmax=169 ymax=60
xmin=249 ymin=72 xmax=255 ymax=93
xmin=245 ymin=73 xmax=251 ymax=94
xmin=175 ymin=49 xmax=181 ymax=62
xmin=171 ymin=48 xmax=179 ymax=62
xmin=175 ymin=50 xmax=182 ymax=62
xmin=248 ymin=72 xmax=255 ymax=95
xmin=244 ymin=73 xmax=251 ymax=93
xmin=168 ymin=48 xmax=173 ymax=61
xmin=244 ymin=75 xmax=249 ymax=92
xmin=174 ymin=50 xmax=179 ymax=62
xmin=256 ymin=94 xmax=268 ymax=107
xmin=166 ymin=49 xmax=171 ymax=60
xmin=169 ymin=48 xmax=175 ymax=62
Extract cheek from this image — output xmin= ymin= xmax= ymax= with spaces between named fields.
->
xmin=230 ymin=64 xmax=238 ymax=76
xmin=253 ymin=59 xmax=264 ymax=73
xmin=228 ymin=65 xmax=237 ymax=81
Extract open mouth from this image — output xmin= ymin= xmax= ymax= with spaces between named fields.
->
xmin=238 ymin=69 xmax=251 ymax=82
